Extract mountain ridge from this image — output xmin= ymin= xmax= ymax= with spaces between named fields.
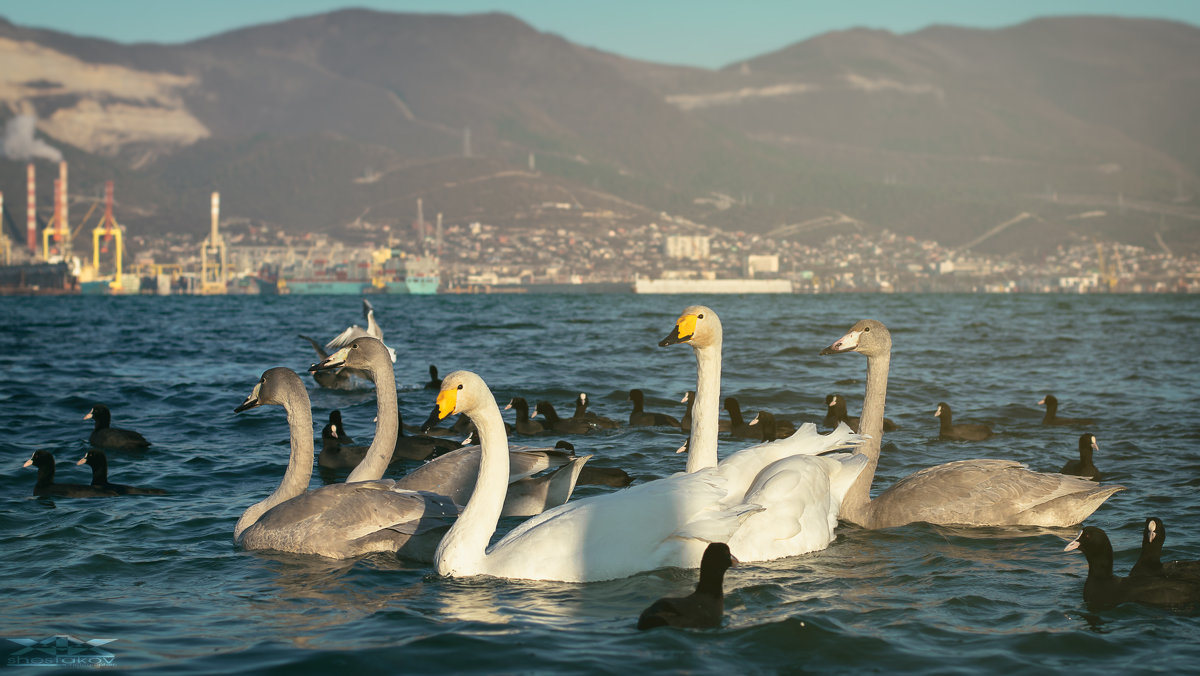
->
xmin=0 ymin=10 xmax=1196 ymax=256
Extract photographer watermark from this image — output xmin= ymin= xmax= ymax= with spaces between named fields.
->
xmin=6 ymin=635 xmax=117 ymax=668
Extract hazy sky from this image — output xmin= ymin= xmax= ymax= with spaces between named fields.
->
xmin=1 ymin=0 xmax=1197 ymax=69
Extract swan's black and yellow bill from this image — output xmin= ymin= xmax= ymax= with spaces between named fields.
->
xmin=311 ymin=345 xmax=351 ymax=372
xmin=659 ymin=313 xmax=698 ymax=347
xmin=421 ymin=387 xmax=458 ymax=432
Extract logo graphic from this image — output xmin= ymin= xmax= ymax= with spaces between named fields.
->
xmin=6 ymin=635 xmax=117 ymax=668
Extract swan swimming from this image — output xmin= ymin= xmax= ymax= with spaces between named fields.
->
xmin=325 ymin=298 xmax=397 ymax=363
xmin=311 ymin=336 xmax=590 ymax=517
xmin=659 ymin=305 xmax=869 ymax=562
xmin=422 ymin=370 xmax=763 ymax=582
xmin=233 ymin=361 xmax=457 ymax=560
xmin=821 ymin=319 xmax=1124 ymax=529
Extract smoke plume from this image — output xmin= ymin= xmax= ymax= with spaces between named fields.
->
xmin=2 ymin=114 xmax=63 ymax=162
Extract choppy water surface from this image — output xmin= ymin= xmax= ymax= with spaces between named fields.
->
xmin=1 ymin=293 xmax=1198 ymax=674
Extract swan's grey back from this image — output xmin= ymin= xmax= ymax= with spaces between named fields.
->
xmin=868 ymin=459 xmax=1124 ymax=528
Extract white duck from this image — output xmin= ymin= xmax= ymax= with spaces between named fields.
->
xmin=820 ymin=319 xmax=1125 ymax=529
xmin=232 ymin=364 xmax=457 ymax=560
xmin=423 ymin=370 xmax=763 ymax=582
xmin=325 ymin=298 xmax=397 ymax=363
xmin=659 ymin=305 xmax=868 ymax=562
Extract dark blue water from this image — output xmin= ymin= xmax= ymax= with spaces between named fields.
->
xmin=1 ymin=293 xmax=1198 ymax=674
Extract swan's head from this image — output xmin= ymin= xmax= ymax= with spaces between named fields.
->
xmin=659 ymin=305 xmax=722 ymax=349
xmin=422 ymin=370 xmax=491 ymax=432
xmin=821 ymin=319 xmax=890 ymax=357
xmin=235 ymin=367 xmax=304 ymax=412
xmin=310 ymin=337 xmax=388 ymax=378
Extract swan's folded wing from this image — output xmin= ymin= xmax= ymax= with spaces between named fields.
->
xmin=256 ymin=482 xmax=458 ymax=543
xmin=508 ymin=449 xmax=573 ymax=481
xmin=673 ymin=501 xmax=763 ymax=542
xmin=875 ymin=459 xmax=1122 ymax=526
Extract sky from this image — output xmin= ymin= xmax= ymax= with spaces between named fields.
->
xmin=0 ymin=0 xmax=1197 ymax=69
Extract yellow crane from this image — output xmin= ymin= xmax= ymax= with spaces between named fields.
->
xmin=91 ymin=181 xmax=123 ymax=291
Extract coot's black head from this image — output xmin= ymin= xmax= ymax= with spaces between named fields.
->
xmin=1039 ymin=394 xmax=1059 ymax=410
xmin=84 ymin=404 xmax=112 ymax=428
xmin=534 ymin=401 xmax=557 ymax=419
xmin=724 ymin=397 xmax=741 ymax=414
xmin=1065 ymin=526 xmax=1114 ymax=566
xmin=76 ymin=449 xmax=108 ymax=469
xmin=628 ymin=389 xmax=644 ymax=403
xmin=1078 ymin=433 xmax=1098 ymax=460
xmin=330 ymin=410 xmax=345 ymax=427
xmin=429 ymin=364 xmax=439 ymax=379
xmin=934 ymin=402 xmax=952 ymax=418
xmin=826 ymin=394 xmax=838 ymax=407
xmin=700 ymin=542 xmax=737 ymax=573
xmin=555 ymin=440 xmax=575 ymax=452
xmin=322 ymin=422 xmax=339 ymax=441
xmin=23 ymin=449 xmax=55 ymax=470
xmin=1143 ymin=516 xmax=1166 ymax=549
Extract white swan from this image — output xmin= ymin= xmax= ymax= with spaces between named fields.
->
xmin=232 ymin=365 xmax=457 ymax=560
xmin=422 ymin=370 xmax=763 ymax=582
xmin=821 ymin=319 xmax=1125 ymax=529
xmin=659 ymin=305 xmax=869 ymax=562
xmin=325 ymin=298 xmax=397 ymax=363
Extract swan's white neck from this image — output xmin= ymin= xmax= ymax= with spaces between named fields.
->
xmin=842 ymin=348 xmax=889 ymax=527
xmin=235 ymin=389 xmax=314 ymax=540
xmin=688 ymin=338 xmax=722 ymax=472
xmin=435 ymin=391 xmax=510 ymax=576
xmin=346 ymin=361 xmax=399 ymax=482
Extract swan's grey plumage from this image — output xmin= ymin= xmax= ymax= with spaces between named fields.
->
xmin=821 ymin=319 xmax=1123 ymax=529
xmin=311 ymin=337 xmax=404 ymax=483
xmin=233 ymin=361 xmax=457 ymax=560
xmin=324 ymin=299 xmax=397 ymax=363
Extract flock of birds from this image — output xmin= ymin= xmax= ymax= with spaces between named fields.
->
xmin=23 ymin=300 xmax=1200 ymax=628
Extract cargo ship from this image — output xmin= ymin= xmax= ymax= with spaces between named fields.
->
xmin=381 ymin=254 xmax=439 ymax=295
xmin=278 ymin=249 xmax=439 ymax=295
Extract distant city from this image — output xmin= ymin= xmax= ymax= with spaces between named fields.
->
xmin=91 ymin=211 xmax=1200 ymax=295
xmin=1 ymin=167 xmax=1195 ymax=295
